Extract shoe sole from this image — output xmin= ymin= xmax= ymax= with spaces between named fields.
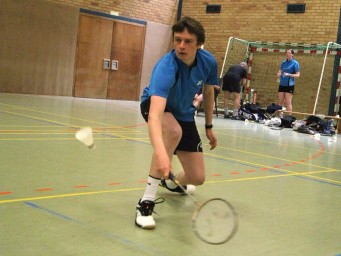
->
xmin=135 ymin=221 xmax=155 ymax=230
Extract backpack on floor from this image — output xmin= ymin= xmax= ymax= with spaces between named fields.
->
xmin=238 ymin=106 xmax=258 ymax=121
xmin=280 ymin=115 xmax=296 ymax=128
xmin=293 ymin=120 xmax=306 ymax=131
xmin=244 ymin=103 xmax=261 ymax=114
xmin=306 ymin=115 xmax=335 ymax=135
xmin=296 ymin=125 xmax=316 ymax=135
xmin=266 ymin=103 xmax=283 ymax=114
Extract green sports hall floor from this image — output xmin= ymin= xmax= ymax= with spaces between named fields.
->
xmin=0 ymin=93 xmax=340 ymax=256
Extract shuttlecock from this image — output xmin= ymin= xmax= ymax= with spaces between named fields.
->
xmin=75 ymin=127 xmax=95 ymax=149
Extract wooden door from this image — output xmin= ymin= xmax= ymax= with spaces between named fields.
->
xmin=107 ymin=22 xmax=145 ymax=100
xmin=74 ymin=14 xmax=113 ymax=98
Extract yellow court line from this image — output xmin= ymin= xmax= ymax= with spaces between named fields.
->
xmin=204 ymin=151 xmax=341 ymax=183
xmin=205 ymin=169 xmax=341 ymax=184
xmin=0 ymin=187 xmax=144 ymax=204
xmin=0 ymin=137 xmax=150 ymax=141
xmin=0 ymin=109 xmax=80 ymax=129
xmin=204 ymin=149 xmax=324 ymax=170
xmin=0 ymin=131 xmax=143 ymax=135
xmin=214 ymin=129 xmax=340 ymax=156
xmin=0 ymin=109 xmax=147 ymax=142
xmin=1 ymin=169 xmax=340 ymax=205
xmin=0 ymin=103 xmax=141 ymax=132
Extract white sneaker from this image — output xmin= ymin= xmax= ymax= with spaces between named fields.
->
xmin=185 ymin=184 xmax=196 ymax=194
xmin=135 ymin=198 xmax=164 ymax=229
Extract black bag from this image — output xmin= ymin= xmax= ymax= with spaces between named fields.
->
xmin=305 ymin=115 xmax=335 ymax=135
xmin=296 ymin=125 xmax=316 ymax=135
xmin=306 ymin=115 xmax=326 ymax=132
xmin=238 ymin=106 xmax=257 ymax=121
xmin=266 ymin=103 xmax=283 ymax=114
xmin=280 ymin=115 xmax=296 ymax=128
xmin=244 ymin=103 xmax=261 ymax=114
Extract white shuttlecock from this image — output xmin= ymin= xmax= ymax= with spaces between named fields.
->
xmin=75 ymin=127 xmax=95 ymax=149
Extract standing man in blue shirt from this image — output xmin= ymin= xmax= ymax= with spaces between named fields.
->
xmin=136 ymin=17 xmax=219 ymax=229
xmin=276 ymin=49 xmax=300 ymax=113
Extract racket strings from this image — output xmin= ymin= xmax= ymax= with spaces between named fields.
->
xmin=193 ymin=199 xmax=238 ymax=244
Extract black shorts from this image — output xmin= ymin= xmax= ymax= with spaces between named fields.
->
xmin=222 ymin=74 xmax=241 ymax=93
xmin=278 ymin=85 xmax=295 ymax=94
xmin=140 ymin=99 xmax=203 ymax=153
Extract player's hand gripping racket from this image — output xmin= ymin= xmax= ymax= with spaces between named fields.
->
xmin=168 ymin=172 xmax=238 ymax=245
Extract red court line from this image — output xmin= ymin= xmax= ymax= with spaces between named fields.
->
xmin=35 ymin=188 xmax=53 ymax=192
xmin=0 ymin=191 xmax=12 ymax=195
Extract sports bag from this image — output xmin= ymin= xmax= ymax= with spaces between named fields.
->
xmin=266 ymin=103 xmax=283 ymax=114
xmin=280 ymin=115 xmax=296 ymax=128
xmin=244 ymin=103 xmax=261 ymax=114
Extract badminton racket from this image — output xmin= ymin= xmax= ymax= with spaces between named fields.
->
xmin=169 ymin=172 xmax=238 ymax=245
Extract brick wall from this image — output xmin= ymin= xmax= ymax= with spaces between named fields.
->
xmin=181 ymin=0 xmax=341 ymax=114
xmin=45 ymin=0 xmax=340 ymax=114
xmin=46 ymin=0 xmax=178 ymax=25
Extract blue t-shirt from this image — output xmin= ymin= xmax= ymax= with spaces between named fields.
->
xmin=280 ymin=58 xmax=300 ymax=86
xmin=141 ymin=49 xmax=219 ymax=122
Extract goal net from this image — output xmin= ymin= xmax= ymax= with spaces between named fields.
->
xmin=220 ymin=37 xmax=341 ymax=117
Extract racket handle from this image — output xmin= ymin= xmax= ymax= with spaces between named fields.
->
xmin=168 ymin=171 xmax=199 ymax=205
xmin=168 ymin=171 xmax=176 ymax=181
xmin=168 ymin=172 xmax=187 ymax=194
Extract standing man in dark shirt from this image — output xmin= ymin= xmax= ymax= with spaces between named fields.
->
xmin=222 ymin=62 xmax=248 ymax=119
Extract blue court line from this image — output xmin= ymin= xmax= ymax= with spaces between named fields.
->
xmin=24 ymin=201 xmax=166 ymax=256
xmin=24 ymin=201 xmax=81 ymax=223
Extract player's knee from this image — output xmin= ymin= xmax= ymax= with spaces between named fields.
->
xmin=167 ymin=125 xmax=182 ymax=142
xmin=192 ymin=174 xmax=205 ymax=186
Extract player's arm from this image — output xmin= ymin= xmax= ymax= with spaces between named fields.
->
xmin=277 ymin=69 xmax=282 ymax=77
xmin=148 ymin=95 xmax=171 ymax=177
xmin=241 ymin=78 xmax=247 ymax=86
xmin=284 ymin=71 xmax=300 ymax=78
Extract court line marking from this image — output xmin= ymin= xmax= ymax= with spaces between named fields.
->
xmin=1 ymin=102 xmax=338 ymax=162
xmin=0 ymin=103 xmax=141 ymax=132
xmin=0 ymin=108 xmax=147 ymax=142
xmin=1 ymin=169 xmax=339 ymax=205
xmin=24 ymin=201 xmax=166 ymax=256
xmin=1 ymin=101 xmax=340 ymax=201
xmin=1 ymin=132 xmax=339 ymax=193
xmin=0 ymin=187 xmax=144 ymax=204
xmin=205 ymin=151 xmax=341 ymax=185
xmin=214 ymin=129 xmax=340 ymax=157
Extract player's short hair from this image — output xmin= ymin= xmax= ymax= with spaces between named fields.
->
xmin=240 ymin=62 xmax=248 ymax=69
xmin=172 ymin=17 xmax=205 ymax=45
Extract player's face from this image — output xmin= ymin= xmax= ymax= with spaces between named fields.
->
xmin=173 ymin=28 xmax=202 ymax=66
xmin=286 ymin=50 xmax=293 ymax=60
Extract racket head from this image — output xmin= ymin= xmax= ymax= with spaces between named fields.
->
xmin=192 ymin=198 xmax=238 ymax=245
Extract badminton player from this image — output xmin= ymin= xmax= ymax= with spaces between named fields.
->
xmin=276 ymin=49 xmax=300 ymax=113
xmin=136 ymin=17 xmax=219 ymax=229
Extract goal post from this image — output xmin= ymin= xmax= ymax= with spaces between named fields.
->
xmin=220 ymin=37 xmax=341 ymax=117
xmin=314 ymin=42 xmax=341 ymax=115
